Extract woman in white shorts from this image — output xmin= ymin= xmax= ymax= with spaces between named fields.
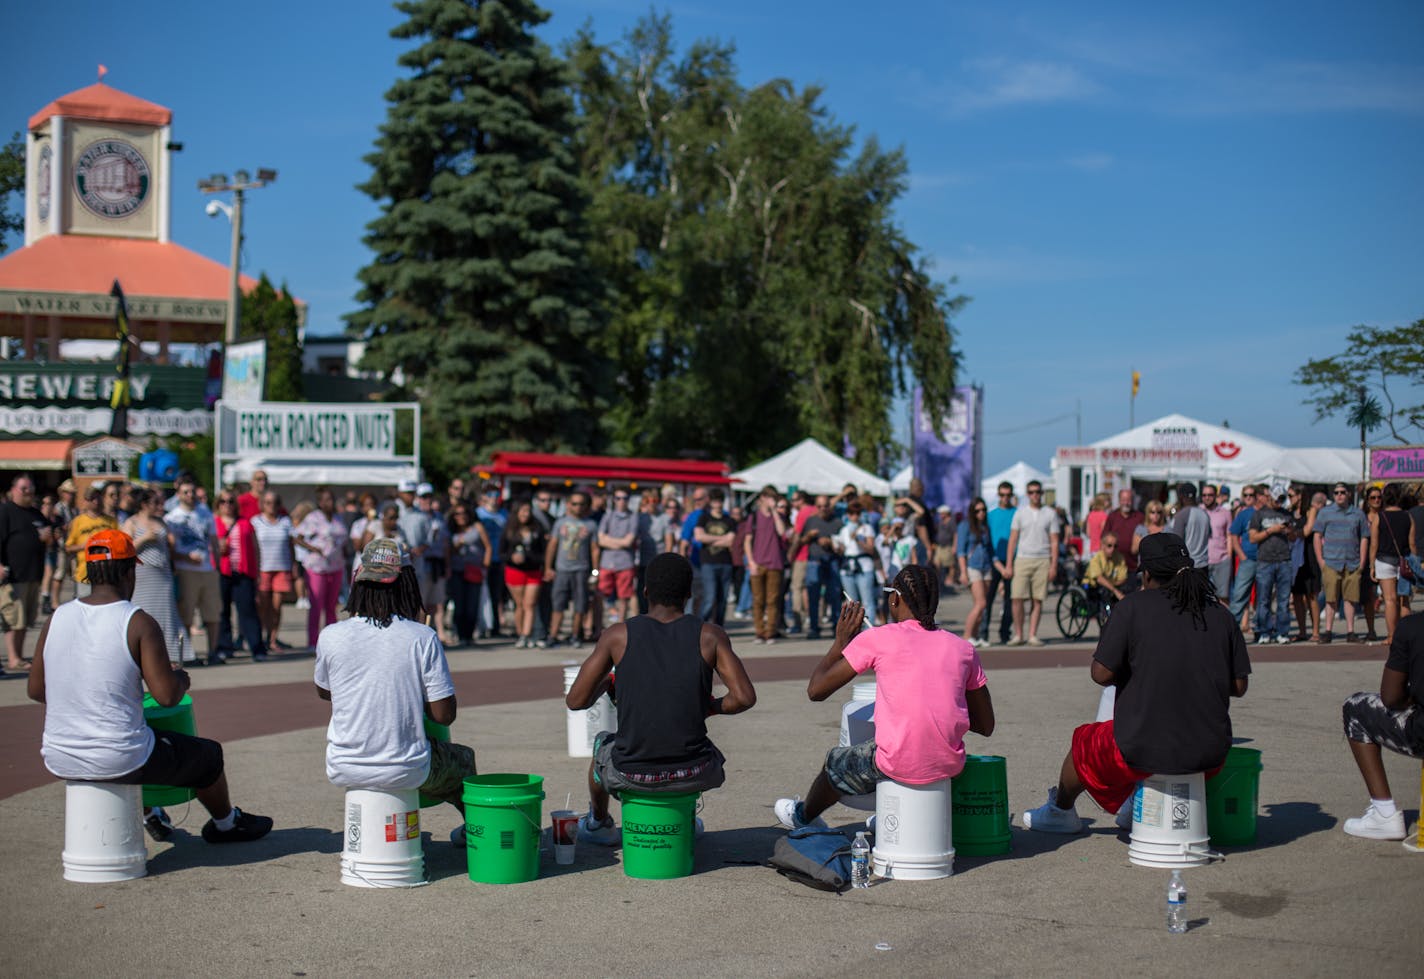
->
xmin=957 ymin=497 xmax=993 ymax=646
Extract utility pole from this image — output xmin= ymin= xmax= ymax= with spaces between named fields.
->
xmin=198 ymin=169 xmax=277 ymax=345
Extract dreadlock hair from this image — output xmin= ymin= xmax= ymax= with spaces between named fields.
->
xmin=1140 ymin=536 xmax=1217 ymax=628
xmin=893 ymin=565 xmax=940 ymax=631
xmin=345 ymin=566 xmax=425 ymax=628
xmin=86 ymin=557 xmax=136 ymax=587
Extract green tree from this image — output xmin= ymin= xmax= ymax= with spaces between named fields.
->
xmin=568 ymin=16 xmax=963 ymax=467
xmin=1295 ymin=316 xmax=1424 ymax=444
xmin=347 ymin=0 xmax=608 ymax=480
xmin=0 ymin=132 xmax=24 ymax=252
xmin=238 ymin=273 xmax=303 ymax=402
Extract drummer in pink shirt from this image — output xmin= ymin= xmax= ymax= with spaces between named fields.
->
xmin=774 ymin=565 xmax=996 ymax=828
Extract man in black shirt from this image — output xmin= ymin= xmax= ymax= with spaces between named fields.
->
xmin=1339 ymin=613 xmax=1424 ymax=840
xmin=565 ymin=553 xmax=757 ymax=843
xmin=1024 ymin=533 xmax=1251 ymax=833
xmin=1 ymin=476 xmax=53 ymax=673
xmin=795 ymin=496 xmax=844 ymax=641
xmin=693 ymin=489 xmax=737 ymax=626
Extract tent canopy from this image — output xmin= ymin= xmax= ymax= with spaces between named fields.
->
xmin=1248 ymin=448 xmax=1361 ymax=486
xmin=982 ymin=461 xmax=1050 ymax=501
xmin=1090 ymin=413 xmax=1283 ymax=479
xmin=731 ymin=438 xmax=890 ymax=496
xmin=890 ymin=463 xmax=913 ymax=494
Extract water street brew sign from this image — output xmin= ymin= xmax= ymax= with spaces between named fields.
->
xmin=0 ymin=290 xmax=226 ymax=323
xmin=223 ymin=404 xmax=399 ymax=460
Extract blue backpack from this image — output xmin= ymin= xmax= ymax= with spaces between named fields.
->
xmin=767 ymin=827 xmax=855 ymax=893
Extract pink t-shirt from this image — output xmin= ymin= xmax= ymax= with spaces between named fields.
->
xmin=1203 ymin=503 xmax=1232 ymax=565
xmin=841 ymin=620 xmax=988 ymax=784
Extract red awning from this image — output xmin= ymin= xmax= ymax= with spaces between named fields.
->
xmin=0 ymin=439 xmax=75 ymax=471
xmin=485 ymin=452 xmax=730 ymax=486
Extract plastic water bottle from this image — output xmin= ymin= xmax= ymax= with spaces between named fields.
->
xmin=1166 ymin=870 xmax=1187 ymax=933
xmin=851 ymin=831 xmax=871 ymax=889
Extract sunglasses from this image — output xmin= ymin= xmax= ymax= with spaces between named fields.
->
xmin=614 ymin=495 xmax=629 ymax=501
xmin=882 ymin=586 xmax=901 ymax=597
xmin=1334 ymin=490 xmax=1350 ymax=496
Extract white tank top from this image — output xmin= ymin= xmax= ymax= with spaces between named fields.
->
xmin=40 ymin=599 xmax=154 ymax=780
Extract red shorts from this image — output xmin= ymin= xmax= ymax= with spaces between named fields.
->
xmin=504 ymin=565 xmax=544 ymax=588
xmin=596 ymin=567 xmax=636 ymax=599
xmin=259 ymin=570 xmax=294 ymax=594
xmin=1069 ymin=720 xmax=1151 ymax=814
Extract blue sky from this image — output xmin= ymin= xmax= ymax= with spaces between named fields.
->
xmin=3 ymin=1 xmax=1421 ymax=473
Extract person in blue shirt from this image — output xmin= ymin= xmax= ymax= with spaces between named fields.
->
xmin=679 ymin=487 xmax=708 ymax=613
xmin=979 ymin=482 xmax=1016 ymax=646
xmin=957 ymin=496 xmax=993 ymax=646
xmin=475 ymin=486 xmax=508 ymax=638
xmin=1227 ymin=485 xmax=1261 ymax=633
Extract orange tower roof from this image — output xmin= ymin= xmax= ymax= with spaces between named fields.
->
xmin=29 ymin=82 xmax=172 ymax=131
xmin=0 ymin=236 xmax=257 ymax=299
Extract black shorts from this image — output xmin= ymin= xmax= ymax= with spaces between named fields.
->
xmin=109 ymin=731 xmax=225 ymax=791
xmin=1290 ymin=560 xmax=1320 ymax=597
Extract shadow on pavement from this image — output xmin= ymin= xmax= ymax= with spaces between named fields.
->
xmin=1230 ymin=801 xmax=1338 ymax=852
xmin=147 ymin=826 xmax=341 ymax=875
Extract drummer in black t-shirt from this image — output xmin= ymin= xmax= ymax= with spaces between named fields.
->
xmin=1339 ymin=613 xmax=1424 ymax=840
xmin=1023 ymin=532 xmax=1252 ymax=833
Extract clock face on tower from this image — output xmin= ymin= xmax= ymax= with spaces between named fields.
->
xmin=73 ymin=138 xmax=151 ymax=218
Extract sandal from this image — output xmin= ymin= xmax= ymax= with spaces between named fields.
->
xmin=4 ymin=661 xmax=31 ymax=671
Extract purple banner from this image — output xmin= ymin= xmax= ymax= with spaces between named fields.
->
xmin=1370 ymin=446 xmax=1424 ymax=480
xmin=912 ymin=386 xmax=981 ymax=517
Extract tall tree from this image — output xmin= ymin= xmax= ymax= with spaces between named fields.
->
xmin=239 ymin=274 xmax=303 ymax=402
xmin=1295 ymin=316 xmax=1424 ymax=444
xmin=568 ymin=16 xmax=963 ymax=467
xmin=0 ymin=132 xmax=24 ymax=252
xmin=348 ymin=0 xmax=608 ymax=477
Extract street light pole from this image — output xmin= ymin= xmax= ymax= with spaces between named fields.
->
xmin=198 ymin=168 xmax=277 ymax=346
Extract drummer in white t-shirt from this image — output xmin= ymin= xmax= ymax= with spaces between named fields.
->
xmin=315 ymin=537 xmax=478 ymax=839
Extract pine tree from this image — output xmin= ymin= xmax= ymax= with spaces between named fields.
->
xmin=348 ymin=0 xmax=607 ymax=476
xmin=239 ymin=274 xmax=303 ymax=402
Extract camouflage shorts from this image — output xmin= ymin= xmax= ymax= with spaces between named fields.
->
xmin=823 ymin=739 xmax=886 ymax=797
xmin=418 ymin=739 xmax=478 ymax=806
xmin=1342 ymin=692 xmax=1424 ymax=757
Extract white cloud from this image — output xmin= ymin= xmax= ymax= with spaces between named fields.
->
xmin=917 ymin=58 xmax=1102 ymax=115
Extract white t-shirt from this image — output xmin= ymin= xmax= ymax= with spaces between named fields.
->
xmin=314 ymin=616 xmax=455 ymax=790
xmin=253 ymin=514 xmax=294 ymax=572
xmin=1010 ymin=505 xmax=1061 ymax=559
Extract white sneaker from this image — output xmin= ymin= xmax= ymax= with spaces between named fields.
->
xmin=577 ymin=812 xmax=620 ymax=845
xmin=773 ymin=797 xmax=828 ymax=831
xmin=1006 ymin=636 xmax=1026 ymax=647
xmin=295 ymin=597 xmax=311 ymax=610
xmin=1275 ymin=635 xmax=1292 ymax=645
xmin=1343 ymin=805 xmax=1406 ymax=840
xmin=1022 ymin=788 xmax=1085 ymax=834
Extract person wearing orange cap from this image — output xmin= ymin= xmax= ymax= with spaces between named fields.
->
xmin=28 ymin=530 xmax=273 ymax=844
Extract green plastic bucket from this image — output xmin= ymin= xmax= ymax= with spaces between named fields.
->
xmin=419 ymin=718 xmax=451 ymax=809
xmin=619 ymin=790 xmax=699 ymax=879
xmin=1206 ymin=746 xmax=1263 ymax=846
xmin=951 ymin=754 xmax=1011 ymax=856
xmin=141 ymin=693 xmax=196 ymax=808
xmin=462 ymin=774 xmax=544 ymax=884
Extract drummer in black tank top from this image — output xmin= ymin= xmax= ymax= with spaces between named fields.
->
xmin=565 ymin=553 xmax=758 ymax=841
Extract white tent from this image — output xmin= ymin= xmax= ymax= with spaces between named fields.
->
xmin=731 ymin=438 xmax=891 ymax=497
xmin=981 ymin=461 xmax=1050 ymax=502
xmin=1248 ymin=448 xmax=1361 ymax=487
xmin=890 ymin=463 xmax=913 ymax=494
xmin=1090 ymin=413 xmax=1284 ymax=481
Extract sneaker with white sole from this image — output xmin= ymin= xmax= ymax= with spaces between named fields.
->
xmin=1006 ymin=636 xmax=1026 ymax=647
xmin=1022 ymin=788 xmax=1085 ymax=834
xmin=578 ymin=812 xmax=620 ymax=845
xmin=773 ymin=797 xmax=828 ymax=831
xmin=1343 ymin=805 xmax=1406 ymax=840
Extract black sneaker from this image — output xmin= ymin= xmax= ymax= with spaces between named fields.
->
xmin=201 ymin=807 xmax=274 ymax=844
xmin=40 ymin=596 xmax=54 ymax=616
xmin=144 ymin=807 xmax=174 ymax=841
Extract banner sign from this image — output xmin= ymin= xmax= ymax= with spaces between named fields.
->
xmin=0 ymin=406 xmax=211 ymax=437
xmin=221 ymin=404 xmax=398 ymax=460
xmin=0 ymin=289 xmax=225 ymax=324
xmin=912 ymin=386 xmax=981 ymax=516
xmin=1055 ymin=446 xmax=1098 ymax=464
xmin=1096 ymin=447 xmax=1206 ymax=466
xmin=222 ymin=338 xmax=266 ymax=404
xmin=0 ymin=363 xmax=207 ymax=410
xmin=71 ymin=437 xmax=142 ymax=477
xmin=1370 ymin=446 xmax=1424 ymax=480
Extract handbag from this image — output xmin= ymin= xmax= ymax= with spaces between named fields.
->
xmin=462 ymin=564 xmax=485 ymax=584
xmin=1383 ymin=514 xmax=1415 ymax=583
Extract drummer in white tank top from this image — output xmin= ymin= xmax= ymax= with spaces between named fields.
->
xmin=28 ymin=529 xmax=273 ymax=845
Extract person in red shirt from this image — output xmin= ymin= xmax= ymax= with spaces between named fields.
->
xmin=1102 ymin=489 xmax=1145 ymax=575
xmin=215 ymin=490 xmax=268 ymax=661
xmin=236 ymin=470 xmax=269 ymax=522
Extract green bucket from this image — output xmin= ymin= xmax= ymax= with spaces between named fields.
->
xmin=1206 ymin=746 xmax=1263 ymax=846
xmin=462 ymin=774 xmax=545 ymax=884
xmin=419 ymin=718 xmax=451 ymax=809
xmin=620 ymin=790 xmax=699 ymax=879
xmin=951 ymin=754 xmax=1011 ymax=856
xmin=142 ymin=693 xmax=196 ymax=808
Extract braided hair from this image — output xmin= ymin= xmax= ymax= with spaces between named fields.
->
xmin=1139 ymin=533 xmax=1216 ymax=628
xmin=893 ymin=565 xmax=940 ymax=631
xmin=86 ymin=557 xmax=135 ymax=588
xmin=345 ymin=566 xmax=425 ymax=628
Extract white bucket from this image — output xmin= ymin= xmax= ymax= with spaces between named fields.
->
xmin=838 ymin=681 xmax=877 ymax=812
xmin=1128 ymin=773 xmax=1219 ymax=868
xmin=340 ymin=788 xmax=426 ymax=888
xmin=563 ymin=664 xmax=617 ymax=758
xmin=62 ymin=781 xmax=147 ymax=883
xmin=1095 ymin=686 xmax=1116 ymax=722
xmin=871 ymin=777 xmax=954 ymax=880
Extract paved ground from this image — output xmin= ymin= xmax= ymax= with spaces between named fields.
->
xmin=1 ymin=589 xmax=1420 ymax=976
